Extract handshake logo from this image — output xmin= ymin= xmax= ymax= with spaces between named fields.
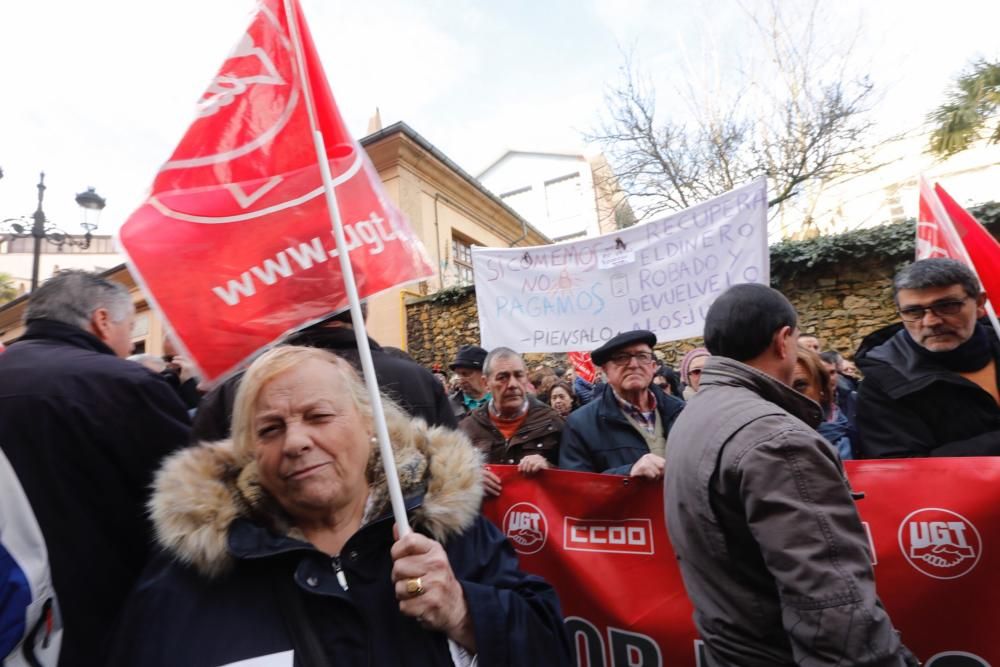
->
xmin=898 ymin=508 xmax=982 ymax=580
xmin=503 ymin=502 xmax=549 ymax=556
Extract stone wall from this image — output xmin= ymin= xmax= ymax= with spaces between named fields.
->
xmin=406 ymin=289 xmax=484 ymax=369
xmin=783 ymin=257 xmax=898 ymax=355
xmin=405 ymin=256 xmax=903 ymax=370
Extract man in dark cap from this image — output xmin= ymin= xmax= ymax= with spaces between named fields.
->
xmin=558 ymin=330 xmax=684 ymax=478
xmin=448 ymin=344 xmax=491 ymax=420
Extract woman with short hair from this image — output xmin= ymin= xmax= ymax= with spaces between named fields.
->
xmin=547 ymin=380 xmax=578 ymax=418
xmin=111 ymin=346 xmax=572 ymax=666
xmin=793 ymin=346 xmax=855 ymax=460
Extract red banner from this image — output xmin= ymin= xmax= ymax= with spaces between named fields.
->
xmin=483 ymin=459 xmax=1000 ymax=666
xmin=118 ymin=0 xmax=433 ymax=381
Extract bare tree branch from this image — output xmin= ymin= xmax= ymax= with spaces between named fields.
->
xmin=587 ymin=0 xmax=886 ymax=228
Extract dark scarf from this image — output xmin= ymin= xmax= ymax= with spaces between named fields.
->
xmin=903 ymin=321 xmax=994 ymax=373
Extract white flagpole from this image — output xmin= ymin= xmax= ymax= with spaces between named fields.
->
xmin=285 ymin=0 xmax=412 ymax=536
xmin=920 ymin=176 xmax=1000 ymax=340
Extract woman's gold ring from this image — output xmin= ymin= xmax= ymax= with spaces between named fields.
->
xmin=405 ymin=577 xmax=425 ymax=597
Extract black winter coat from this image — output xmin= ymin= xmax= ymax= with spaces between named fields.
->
xmin=191 ymin=326 xmax=457 ymax=441
xmin=558 ymin=383 xmax=684 ymax=475
xmin=0 ymin=319 xmax=191 ymax=666
xmin=855 ymin=321 xmax=1000 ymax=458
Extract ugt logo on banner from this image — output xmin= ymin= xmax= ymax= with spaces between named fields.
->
xmin=118 ymin=0 xmax=433 ymax=381
xmin=898 ymin=508 xmax=982 ymax=580
xmin=503 ymin=502 xmax=548 ymax=555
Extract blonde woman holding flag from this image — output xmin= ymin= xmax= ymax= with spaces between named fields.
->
xmin=109 ymin=346 xmax=571 ymax=666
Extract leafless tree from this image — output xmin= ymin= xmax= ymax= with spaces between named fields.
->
xmin=588 ymin=0 xmax=885 ymax=227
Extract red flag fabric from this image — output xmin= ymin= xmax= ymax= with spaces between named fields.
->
xmin=933 ymin=183 xmax=1000 ymax=304
xmin=483 ymin=461 xmax=1000 ymax=665
xmin=118 ymin=0 xmax=433 ymax=381
xmin=567 ymin=351 xmax=597 ymax=384
xmin=915 ymin=176 xmax=961 ymax=260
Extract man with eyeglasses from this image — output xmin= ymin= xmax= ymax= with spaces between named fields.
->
xmin=559 ymin=330 xmax=684 ymax=478
xmin=855 ymin=258 xmax=1000 ymax=458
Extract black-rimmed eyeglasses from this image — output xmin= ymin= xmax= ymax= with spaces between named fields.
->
xmin=898 ymin=297 xmax=969 ymax=322
xmin=608 ymin=351 xmax=654 ymax=366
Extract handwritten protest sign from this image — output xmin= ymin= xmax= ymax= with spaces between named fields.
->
xmin=472 ymin=178 xmax=768 ymax=351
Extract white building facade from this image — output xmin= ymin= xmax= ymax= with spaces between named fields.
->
xmin=477 ymin=150 xmax=625 ymax=241
xmin=776 ymin=128 xmax=1000 ymax=240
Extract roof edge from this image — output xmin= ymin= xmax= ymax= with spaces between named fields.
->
xmin=360 ymin=122 xmax=552 ymax=246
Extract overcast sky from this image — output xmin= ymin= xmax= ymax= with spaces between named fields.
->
xmin=1 ymin=0 xmax=997 ymax=238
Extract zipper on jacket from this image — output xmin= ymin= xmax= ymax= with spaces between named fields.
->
xmin=332 ymin=556 xmax=349 ymax=591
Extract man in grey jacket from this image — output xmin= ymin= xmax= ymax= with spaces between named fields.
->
xmin=664 ymin=283 xmax=916 ymax=666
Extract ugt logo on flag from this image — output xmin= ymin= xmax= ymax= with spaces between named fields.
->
xmin=118 ymin=0 xmax=433 ymax=381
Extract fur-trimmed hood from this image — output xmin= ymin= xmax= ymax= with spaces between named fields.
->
xmin=149 ymin=421 xmax=484 ymax=579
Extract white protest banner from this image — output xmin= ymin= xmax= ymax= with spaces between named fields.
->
xmin=472 ymin=178 xmax=768 ymax=351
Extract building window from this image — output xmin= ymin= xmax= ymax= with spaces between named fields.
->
xmin=500 ymin=185 xmax=532 ymax=205
xmin=498 ymin=185 xmax=534 ymax=219
xmin=544 ymin=171 xmax=584 ymax=230
xmin=884 ymin=187 xmax=906 ymax=223
xmin=451 ymin=235 xmax=475 ymax=286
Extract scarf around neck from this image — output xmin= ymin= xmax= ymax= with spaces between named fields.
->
xmin=902 ymin=321 xmax=993 ymax=373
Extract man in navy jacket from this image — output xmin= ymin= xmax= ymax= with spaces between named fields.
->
xmin=559 ymin=330 xmax=684 ymax=478
xmin=0 ymin=270 xmax=191 ymax=666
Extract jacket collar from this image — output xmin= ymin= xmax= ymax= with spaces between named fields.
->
xmin=225 ymin=492 xmax=427 ymax=562
xmin=150 ymin=416 xmax=484 ymax=579
xmin=469 ymin=396 xmax=554 ymax=429
xmin=699 ymin=357 xmax=823 ymax=428
xmin=596 ymin=382 xmax=683 ymax=425
xmin=17 ymin=319 xmax=115 ymax=356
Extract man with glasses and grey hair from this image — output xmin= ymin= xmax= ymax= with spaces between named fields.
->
xmin=0 ymin=270 xmax=191 ymax=666
xmin=559 ymin=330 xmax=684 ymax=479
xmin=855 ymin=257 xmax=1000 ymax=458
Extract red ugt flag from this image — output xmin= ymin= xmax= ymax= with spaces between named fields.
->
xmin=916 ymin=176 xmax=961 ymax=260
xmin=933 ymin=183 xmax=1000 ymax=305
xmin=118 ymin=0 xmax=433 ymax=381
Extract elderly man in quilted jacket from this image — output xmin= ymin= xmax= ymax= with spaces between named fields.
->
xmin=664 ymin=284 xmax=917 ymax=666
xmin=459 ymin=347 xmax=564 ymax=497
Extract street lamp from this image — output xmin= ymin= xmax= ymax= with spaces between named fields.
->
xmin=1 ymin=171 xmax=107 ymax=291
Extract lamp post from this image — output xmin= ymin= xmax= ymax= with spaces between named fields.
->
xmin=1 ymin=171 xmax=107 ymax=291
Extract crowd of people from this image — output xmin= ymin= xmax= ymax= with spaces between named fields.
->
xmin=1 ymin=256 xmax=997 ymax=665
